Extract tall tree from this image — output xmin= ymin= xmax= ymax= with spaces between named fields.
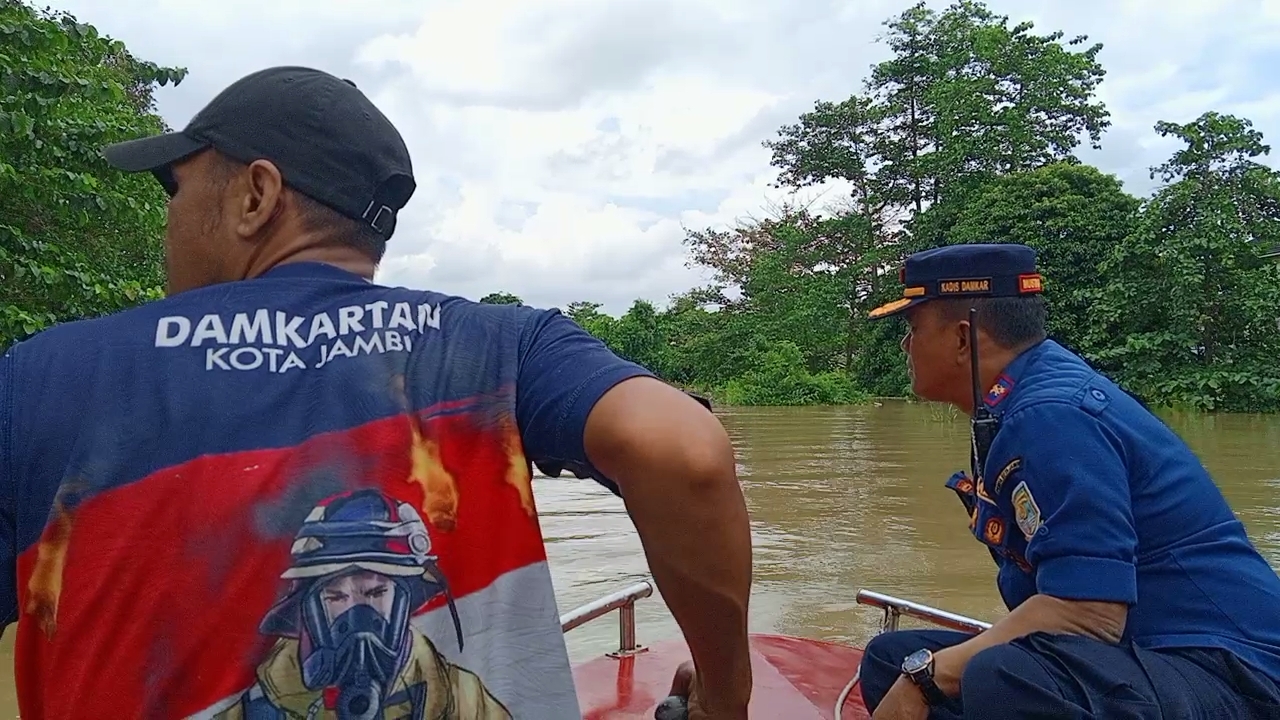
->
xmin=1092 ymin=112 xmax=1280 ymax=411
xmin=767 ymin=0 xmax=1110 ymax=245
xmin=0 ymin=0 xmax=186 ymax=349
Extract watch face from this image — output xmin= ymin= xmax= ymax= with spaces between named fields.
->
xmin=901 ymin=649 xmax=932 ymax=674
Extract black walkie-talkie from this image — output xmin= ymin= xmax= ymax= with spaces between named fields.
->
xmin=969 ymin=307 xmax=1000 ymax=480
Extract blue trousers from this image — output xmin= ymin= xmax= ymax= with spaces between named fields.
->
xmin=859 ymin=629 xmax=1280 ymax=719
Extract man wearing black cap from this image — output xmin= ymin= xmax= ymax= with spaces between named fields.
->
xmin=855 ymin=243 xmax=1280 ymax=719
xmin=0 ymin=67 xmax=752 ymax=719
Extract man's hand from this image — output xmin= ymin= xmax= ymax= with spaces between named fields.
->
xmin=585 ymin=377 xmax=752 ymax=715
xmin=871 ymin=677 xmax=930 ymax=720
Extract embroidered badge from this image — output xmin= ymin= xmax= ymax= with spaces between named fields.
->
xmin=944 ymin=470 xmax=979 ymax=524
xmin=993 ymin=457 xmax=1022 ymax=495
xmin=1011 ymin=481 xmax=1042 ymax=540
xmin=983 ymin=517 xmax=1005 ymax=546
xmin=984 ymin=374 xmax=1014 ymax=408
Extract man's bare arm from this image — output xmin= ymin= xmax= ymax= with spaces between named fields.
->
xmin=584 ymin=377 xmax=753 ymax=714
xmin=932 ymin=594 xmax=1127 ymax=695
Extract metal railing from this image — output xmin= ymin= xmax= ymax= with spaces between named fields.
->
xmin=560 ymin=580 xmax=654 ymax=657
xmin=557 ymin=580 xmax=991 ymax=663
xmin=856 ymin=589 xmax=991 ymax=634
xmin=834 ymin=590 xmax=990 ymax=717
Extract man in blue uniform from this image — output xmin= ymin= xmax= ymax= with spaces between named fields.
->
xmin=0 ymin=66 xmax=751 ymax=719
xmin=857 ymin=243 xmax=1280 ymax=719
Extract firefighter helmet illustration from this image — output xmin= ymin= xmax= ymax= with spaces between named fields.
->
xmin=212 ymin=488 xmax=511 ymax=719
xmin=264 ymin=489 xmax=464 ymax=701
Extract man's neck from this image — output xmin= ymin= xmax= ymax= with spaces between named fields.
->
xmin=246 ymin=245 xmax=378 ymax=282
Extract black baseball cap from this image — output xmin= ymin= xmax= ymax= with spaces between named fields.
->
xmin=102 ymin=66 xmax=416 ymax=239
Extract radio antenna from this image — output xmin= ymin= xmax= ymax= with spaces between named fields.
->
xmin=969 ymin=307 xmax=985 ymax=419
xmin=969 ymin=307 xmax=999 ymax=477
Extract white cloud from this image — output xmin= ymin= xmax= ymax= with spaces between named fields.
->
xmin=42 ymin=0 xmax=1280 ymax=314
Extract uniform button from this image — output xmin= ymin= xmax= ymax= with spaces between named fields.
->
xmin=1091 ymin=389 xmax=1106 ymax=401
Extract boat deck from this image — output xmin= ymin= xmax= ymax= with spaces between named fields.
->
xmin=573 ymin=633 xmax=870 ymax=718
xmin=564 ymin=582 xmax=990 ymax=719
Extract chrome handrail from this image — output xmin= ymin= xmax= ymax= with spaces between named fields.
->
xmin=856 ymin=589 xmax=991 ymax=634
xmin=835 ymin=590 xmax=991 ymax=717
xmin=557 ymin=580 xmax=989 ymax=665
xmin=560 ymin=579 xmax=654 ymax=657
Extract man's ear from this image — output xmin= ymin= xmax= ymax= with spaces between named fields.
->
xmin=235 ymin=159 xmax=286 ymax=239
xmin=954 ymin=316 xmax=972 ymax=365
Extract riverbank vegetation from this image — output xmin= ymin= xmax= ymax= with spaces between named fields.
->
xmin=493 ymin=2 xmax=1280 ymax=412
xmin=5 ymin=0 xmax=1280 ymax=411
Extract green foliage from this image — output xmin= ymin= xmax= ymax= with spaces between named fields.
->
xmin=479 ymin=291 xmax=522 ymax=305
xmin=1088 ymin=113 xmax=1280 ymax=412
xmin=720 ymin=342 xmax=867 ymax=406
xmin=12 ymin=0 xmax=1280 ymax=412
xmin=553 ymin=2 xmax=1280 ymax=411
xmin=0 ymin=0 xmax=184 ymax=350
xmin=940 ymin=162 xmax=1141 ymax=353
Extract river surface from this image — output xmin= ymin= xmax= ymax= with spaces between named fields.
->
xmin=545 ymin=401 xmax=1280 ymax=664
xmin=0 ymin=401 xmax=1277 ymax=716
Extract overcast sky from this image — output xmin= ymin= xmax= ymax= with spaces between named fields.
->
xmin=46 ymin=0 xmax=1280 ymax=314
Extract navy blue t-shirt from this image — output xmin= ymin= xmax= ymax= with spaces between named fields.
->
xmin=948 ymin=339 xmax=1280 ymax=681
xmin=0 ymin=262 xmax=653 ymax=718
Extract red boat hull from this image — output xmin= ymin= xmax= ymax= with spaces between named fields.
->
xmin=572 ymin=633 xmax=871 ymax=719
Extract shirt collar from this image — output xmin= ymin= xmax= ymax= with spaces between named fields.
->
xmin=258 ymin=262 xmax=373 ymax=283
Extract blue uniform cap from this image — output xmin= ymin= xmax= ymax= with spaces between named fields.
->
xmin=868 ymin=243 xmax=1044 ymax=320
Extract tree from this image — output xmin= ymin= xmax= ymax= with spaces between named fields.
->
xmin=685 ymin=209 xmax=884 ymax=374
xmin=1091 ymin=112 xmax=1280 ymax=411
xmin=728 ymin=0 xmax=1115 ymax=394
xmin=769 ymin=1 xmax=1109 ymax=223
xmin=944 ymin=162 xmax=1140 ymax=352
xmin=479 ymin=291 xmax=522 ymax=305
xmin=0 ymin=0 xmax=186 ymax=350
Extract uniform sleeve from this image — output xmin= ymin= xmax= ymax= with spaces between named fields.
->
xmin=514 ymin=309 xmax=655 ymax=494
xmin=0 ymin=349 xmax=17 ymax=630
xmin=988 ymin=402 xmax=1138 ymax=605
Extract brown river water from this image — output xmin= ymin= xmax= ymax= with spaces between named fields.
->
xmin=0 ymin=400 xmax=1277 ymax=716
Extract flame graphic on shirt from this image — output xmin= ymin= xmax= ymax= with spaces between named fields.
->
xmin=500 ymin=417 xmax=535 ymax=518
xmin=408 ymin=417 xmax=459 ymax=532
xmin=25 ymin=496 xmax=76 ymax=639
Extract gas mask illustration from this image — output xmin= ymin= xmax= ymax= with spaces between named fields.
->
xmin=299 ymin=574 xmax=414 ymax=719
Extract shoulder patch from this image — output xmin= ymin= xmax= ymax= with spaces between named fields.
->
xmin=1011 ymin=480 xmax=1042 ymax=540
xmin=984 ymin=374 xmax=1014 ymax=407
xmin=992 ymin=457 xmax=1021 ymax=494
xmin=983 ymin=517 xmax=1005 ymax=546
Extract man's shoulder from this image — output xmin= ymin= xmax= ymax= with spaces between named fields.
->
xmin=365 ymin=284 xmax=565 ymax=339
xmin=6 ymin=301 xmax=161 ymax=366
xmin=1003 ymin=342 xmax=1140 ymax=423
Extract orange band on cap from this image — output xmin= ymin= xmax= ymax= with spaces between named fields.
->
xmin=1018 ymin=274 xmax=1043 ymax=293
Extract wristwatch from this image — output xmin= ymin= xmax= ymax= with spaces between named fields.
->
xmin=900 ymin=648 xmax=949 ymax=706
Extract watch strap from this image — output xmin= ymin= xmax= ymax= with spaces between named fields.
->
xmin=901 ymin=651 xmax=949 ymax=707
xmin=908 ymin=671 xmax=949 ymax=706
